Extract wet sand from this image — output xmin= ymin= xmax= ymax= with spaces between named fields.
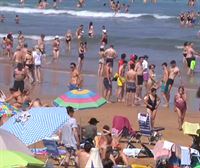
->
xmin=0 ymin=56 xmax=200 ymax=166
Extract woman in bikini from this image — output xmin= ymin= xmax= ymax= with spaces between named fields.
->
xmin=101 ymin=32 xmax=108 ymax=47
xmin=77 ymin=42 xmax=85 ymax=73
xmin=88 ymin=22 xmax=94 ymax=38
xmin=25 ymin=50 xmax=34 ymax=84
xmin=147 ymin=64 xmax=157 ymax=92
xmin=174 ymin=86 xmax=187 ymax=131
xmin=98 ymin=45 xmax=105 ymax=76
xmin=144 ymin=87 xmax=161 ymax=127
xmin=65 ymin=30 xmax=72 ymax=55
xmin=52 ymin=36 xmax=60 ymax=62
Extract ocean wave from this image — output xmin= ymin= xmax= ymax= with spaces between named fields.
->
xmin=0 ymin=33 xmax=64 ymax=41
xmin=175 ymin=45 xmax=184 ymax=49
xmin=0 ymin=6 xmax=175 ymax=19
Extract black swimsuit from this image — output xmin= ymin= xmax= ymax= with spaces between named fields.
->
xmin=146 ymin=95 xmax=157 ymax=111
xmin=79 ymin=48 xmax=84 ymax=60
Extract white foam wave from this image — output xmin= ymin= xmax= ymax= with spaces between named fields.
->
xmin=175 ymin=45 xmax=184 ymax=49
xmin=0 ymin=6 xmax=175 ymax=19
xmin=0 ymin=33 xmax=64 ymax=41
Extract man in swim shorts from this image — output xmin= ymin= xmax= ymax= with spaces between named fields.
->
xmin=161 ymin=62 xmax=169 ymax=107
xmin=69 ymin=62 xmax=80 ymax=90
xmin=104 ymin=45 xmax=117 ymax=74
xmin=165 ymin=60 xmax=181 ymax=106
xmin=125 ymin=64 xmax=137 ymax=106
xmin=135 ymin=57 xmax=144 ymax=101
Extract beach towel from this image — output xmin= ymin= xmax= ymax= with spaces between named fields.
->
xmin=163 ymin=141 xmax=174 ymax=150
xmin=85 ymin=148 xmax=103 ymax=168
xmin=153 ymin=140 xmax=171 ymax=160
xmin=182 ymin=122 xmax=200 ymax=136
xmin=181 ymin=147 xmax=191 ymax=166
xmin=123 ymin=148 xmax=141 ymax=157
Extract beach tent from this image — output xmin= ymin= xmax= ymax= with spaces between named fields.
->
xmin=85 ymin=148 xmax=103 ymax=168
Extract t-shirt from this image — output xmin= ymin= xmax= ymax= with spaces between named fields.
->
xmin=82 ymin=124 xmax=97 ymax=140
xmin=142 ymin=59 xmax=148 ymax=70
xmin=61 ymin=117 xmax=78 ymax=149
xmin=32 ymin=51 xmax=42 ymax=65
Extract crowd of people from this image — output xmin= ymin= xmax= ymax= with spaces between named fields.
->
xmin=58 ymin=106 xmax=129 ymax=167
xmin=0 ymin=26 xmax=190 ymax=132
xmin=179 ymin=11 xmax=199 ymax=26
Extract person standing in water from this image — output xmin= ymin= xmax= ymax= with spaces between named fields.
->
xmin=103 ymin=62 xmax=112 ymax=102
xmin=174 ymin=86 xmax=187 ymax=131
xmin=104 ymin=45 xmax=117 ymax=74
xmin=52 ymin=35 xmax=60 ymax=62
xmin=77 ymin=42 xmax=86 ymax=73
xmin=65 ymin=30 xmax=72 ymax=56
xmin=98 ymin=45 xmax=105 ymax=76
xmin=88 ymin=22 xmax=94 ymax=38
xmin=69 ymin=62 xmax=80 ymax=90
xmin=76 ymin=25 xmax=84 ymax=44
xmin=15 ymin=15 xmax=20 ymax=24
xmin=135 ymin=57 xmax=144 ymax=101
xmin=38 ymin=34 xmax=46 ymax=57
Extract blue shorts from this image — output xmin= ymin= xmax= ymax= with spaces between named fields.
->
xmin=69 ymin=83 xmax=78 ymax=90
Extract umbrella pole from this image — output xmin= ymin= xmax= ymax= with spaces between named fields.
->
xmin=79 ymin=116 xmax=82 ymax=143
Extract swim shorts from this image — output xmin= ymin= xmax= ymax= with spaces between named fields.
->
xmin=137 ymin=75 xmax=143 ymax=86
xmin=126 ymin=82 xmax=136 ymax=93
xmin=103 ymin=78 xmax=112 ymax=90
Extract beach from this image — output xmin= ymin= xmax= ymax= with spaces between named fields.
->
xmin=0 ymin=58 xmax=199 ymax=166
xmin=1 ymin=0 xmax=200 ymax=167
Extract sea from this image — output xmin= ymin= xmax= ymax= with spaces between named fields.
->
xmin=0 ymin=0 xmax=200 ymax=112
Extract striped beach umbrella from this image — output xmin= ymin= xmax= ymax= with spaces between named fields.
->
xmin=0 ymin=150 xmax=44 ymax=168
xmin=53 ymin=89 xmax=107 ymax=110
xmin=0 ymin=102 xmax=20 ymax=117
xmin=1 ymin=107 xmax=69 ymax=146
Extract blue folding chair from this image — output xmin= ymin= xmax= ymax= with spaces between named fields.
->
xmin=137 ymin=113 xmax=164 ymax=144
xmin=43 ymin=139 xmax=66 ymax=167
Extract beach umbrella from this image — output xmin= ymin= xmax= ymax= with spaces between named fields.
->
xmin=0 ymin=128 xmax=32 ymax=155
xmin=0 ymin=150 xmax=44 ymax=168
xmin=1 ymin=107 xmax=69 ymax=146
xmin=0 ymin=102 xmax=20 ymax=117
xmin=53 ymin=89 xmax=107 ymax=110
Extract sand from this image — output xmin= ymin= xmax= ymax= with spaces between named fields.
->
xmin=0 ymin=58 xmax=200 ymax=167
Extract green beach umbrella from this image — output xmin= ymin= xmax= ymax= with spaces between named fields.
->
xmin=53 ymin=89 xmax=107 ymax=110
xmin=0 ymin=150 xmax=44 ymax=168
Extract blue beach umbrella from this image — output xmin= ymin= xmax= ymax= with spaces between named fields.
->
xmin=1 ymin=107 xmax=69 ymax=146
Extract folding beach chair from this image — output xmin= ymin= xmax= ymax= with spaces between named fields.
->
xmin=137 ymin=113 xmax=164 ymax=144
xmin=112 ymin=115 xmax=136 ymax=138
xmin=43 ymin=139 xmax=67 ymax=167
